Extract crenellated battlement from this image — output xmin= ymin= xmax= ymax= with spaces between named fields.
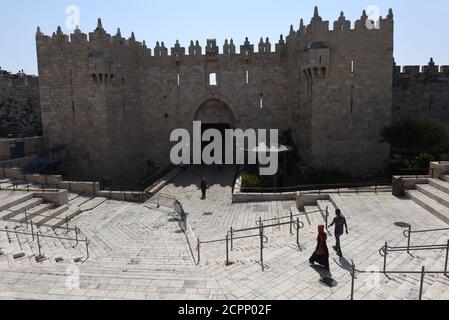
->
xmin=395 ymin=58 xmax=449 ymax=78
xmin=36 ymin=6 xmax=393 ymax=60
xmin=0 ymin=68 xmax=38 ymax=81
xmin=289 ymin=6 xmax=393 ymax=39
xmin=36 ymin=18 xmax=285 ymax=58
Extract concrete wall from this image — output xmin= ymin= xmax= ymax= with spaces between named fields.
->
xmin=0 ymin=69 xmax=41 ymax=137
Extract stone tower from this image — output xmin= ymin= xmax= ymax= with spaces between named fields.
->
xmin=286 ymin=8 xmax=394 ymax=176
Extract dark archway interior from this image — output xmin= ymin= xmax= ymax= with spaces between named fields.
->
xmin=201 ymin=123 xmax=232 ymax=164
xmin=195 ymin=99 xmax=234 ymax=164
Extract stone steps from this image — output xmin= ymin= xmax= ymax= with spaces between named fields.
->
xmin=69 ymin=195 xmax=95 ymax=208
xmin=405 ymin=190 xmax=449 ymax=225
xmin=32 ymin=205 xmax=69 ymax=227
xmin=79 ymin=197 xmax=108 ymax=211
xmin=0 ymin=191 xmax=16 ymax=202
xmin=15 ymin=203 xmax=55 ymax=223
xmin=48 ymin=207 xmax=82 ymax=228
xmin=304 ymin=206 xmax=326 ymax=227
xmin=0 ymin=193 xmax=34 ymax=211
xmin=35 ymin=227 xmax=84 ymax=263
xmin=1 ymin=198 xmax=44 ymax=220
xmin=416 ymin=184 xmax=449 ymax=208
xmin=428 ymin=178 xmax=449 ymax=195
xmin=442 ymin=175 xmax=449 ymax=183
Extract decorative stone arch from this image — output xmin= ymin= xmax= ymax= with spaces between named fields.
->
xmin=191 ymin=93 xmax=240 ymax=127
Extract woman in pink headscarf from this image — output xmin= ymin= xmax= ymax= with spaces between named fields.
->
xmin=309 ymin=225 xmax=330 ymax=271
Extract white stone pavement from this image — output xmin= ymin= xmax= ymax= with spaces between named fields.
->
xmin=0 ymin=166 xmax=448 ymax=300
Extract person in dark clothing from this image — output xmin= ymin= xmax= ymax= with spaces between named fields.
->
xmin=200 ymin=177 xmax=208 ymax=199
xmin=328 ymin=209 xmax=349 ymax=257
xmin=309 ymin=225 xmax=330 ymax=271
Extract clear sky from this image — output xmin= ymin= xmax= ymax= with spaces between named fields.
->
xmin=1 ymin=0 xmax=448 ymax=75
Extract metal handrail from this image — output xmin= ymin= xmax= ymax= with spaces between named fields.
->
xmin=404 ymin=226 xmax=449 ymax=237
xmin=239 ymin=181 xmax=392 ymax=195
xmin=0 ymin=226 xmax=90 ymax=260
xmin=199 ymin=233 xmax=265 ymax=246
xmin=380 ymin=243 xmax=448 ymax=256
xmin=1 ymin=208 xmax=78 ymax=233
xmin=378 ymin=240 xmax=449 ymax=276
xmin=350 ymin=261 xmax=448 ymax=300
xmin=403 ymin=225 xmax=449 ymax=254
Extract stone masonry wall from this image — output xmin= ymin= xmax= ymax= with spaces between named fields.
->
xmin=393 ymin=59 xmax=449 ymax=125
xmin=36 ymin=8 xmax=398 ymax=185
xmin=0 ymin=69 xmax=41 ymax=137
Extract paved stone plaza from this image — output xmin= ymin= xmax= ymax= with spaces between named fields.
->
xmin=0 ymin=166 xmax=449 ymax=300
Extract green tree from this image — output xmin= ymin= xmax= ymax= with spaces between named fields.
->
xmin=382 ymin=118 xmax=449 ymax=167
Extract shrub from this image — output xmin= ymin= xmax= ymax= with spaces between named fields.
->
xmin=241 ymin=173 xmax=261 ymax=189
xmin=382 ymin=118 xmax=449 ymax=159
xmin=241 ymin=172 xmax=274 ymax=189
xmin=415 ymin=152 xmax=435 ymax=169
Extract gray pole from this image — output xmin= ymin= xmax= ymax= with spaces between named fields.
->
xmin=419 ymin=266 xmax=425 ymax=300
xmin=445 ymin=240 xmax=449 ymax=277
xmin=226 ymin=235 xmax=230 ymax=266
xmin=230 ymin=227 xmax=234 ymax=251
xmin=31 ymin=220 xmax=34 ymax=241
xmin=260 ymin=223 xmax=264 ymax=272
xmin=290 ymin=210 xmax=293 ymax=235
xmin=383 ymin=242 xmax=388 ymax=274
xmin=37 ymin=232 xmax=41 ymax=256
xmin=296 ymin=218 xmax=300 ymax=246
xmin=25 ymin=210 xmax=28 ymax=229
xmin=350 ymin=263 xmax=356 ymax=301
xmin=407 ymin=226 xmax=411 ymax=254
xmin=197 ymin=239 xmax=201 ymax=265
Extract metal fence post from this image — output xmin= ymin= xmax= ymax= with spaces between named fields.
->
xmin=226 ymin=234 xmax=230 ymax=266
xmin=37 ymin=232 xmax=41 ymax=256
xmin=230 ymin=227 xmax=234 ymax=251
xmin=296 ymin=218 xmax=300 ymax=247
xmin=445 ymin=240 xmax=449 ymax=277
xmin=260 ymin=222 xmax=265 ymax=272
xmin=31 ymin=220 xmax=34 ymax=241
xmin=5 ymin=226 xmax=11 ymax=243
xmin=66 ymin=215 xmax=69 ymax=234
xmin=197 ymin=239 xmax=201 ymax=265
xmin=75 ymin=226 xmax=79 ymax=246
xmin=383 ymin=242 xmax=388 ymax=274
xmin=86 ymin=238 xmax=89 ymax=259
xmin=290 ymin=210 xmax=293 ymax=235
xmin=407 ymin=226 xmax=412 ymax=254
xmin=350 ymin=262 xmax=356 ymax=301
xmin=419 ymin=266 xmax=425 ymax=300
xmin=24 ymin=210 xmax=28 ymax=229
xmin=325 ymin=206 xmax=329 ymax=229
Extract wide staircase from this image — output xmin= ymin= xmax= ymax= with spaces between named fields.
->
xmin=0 ymin=182 xmax=110 ymax=266
xmin=321 ymin=194 xmax=449 ymax=300
xmin=405 ymin=174 xmax=449 ymax=224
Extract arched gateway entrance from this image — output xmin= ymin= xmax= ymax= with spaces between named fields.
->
xmin=194 ymin=99 xmax=235 ymax=164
